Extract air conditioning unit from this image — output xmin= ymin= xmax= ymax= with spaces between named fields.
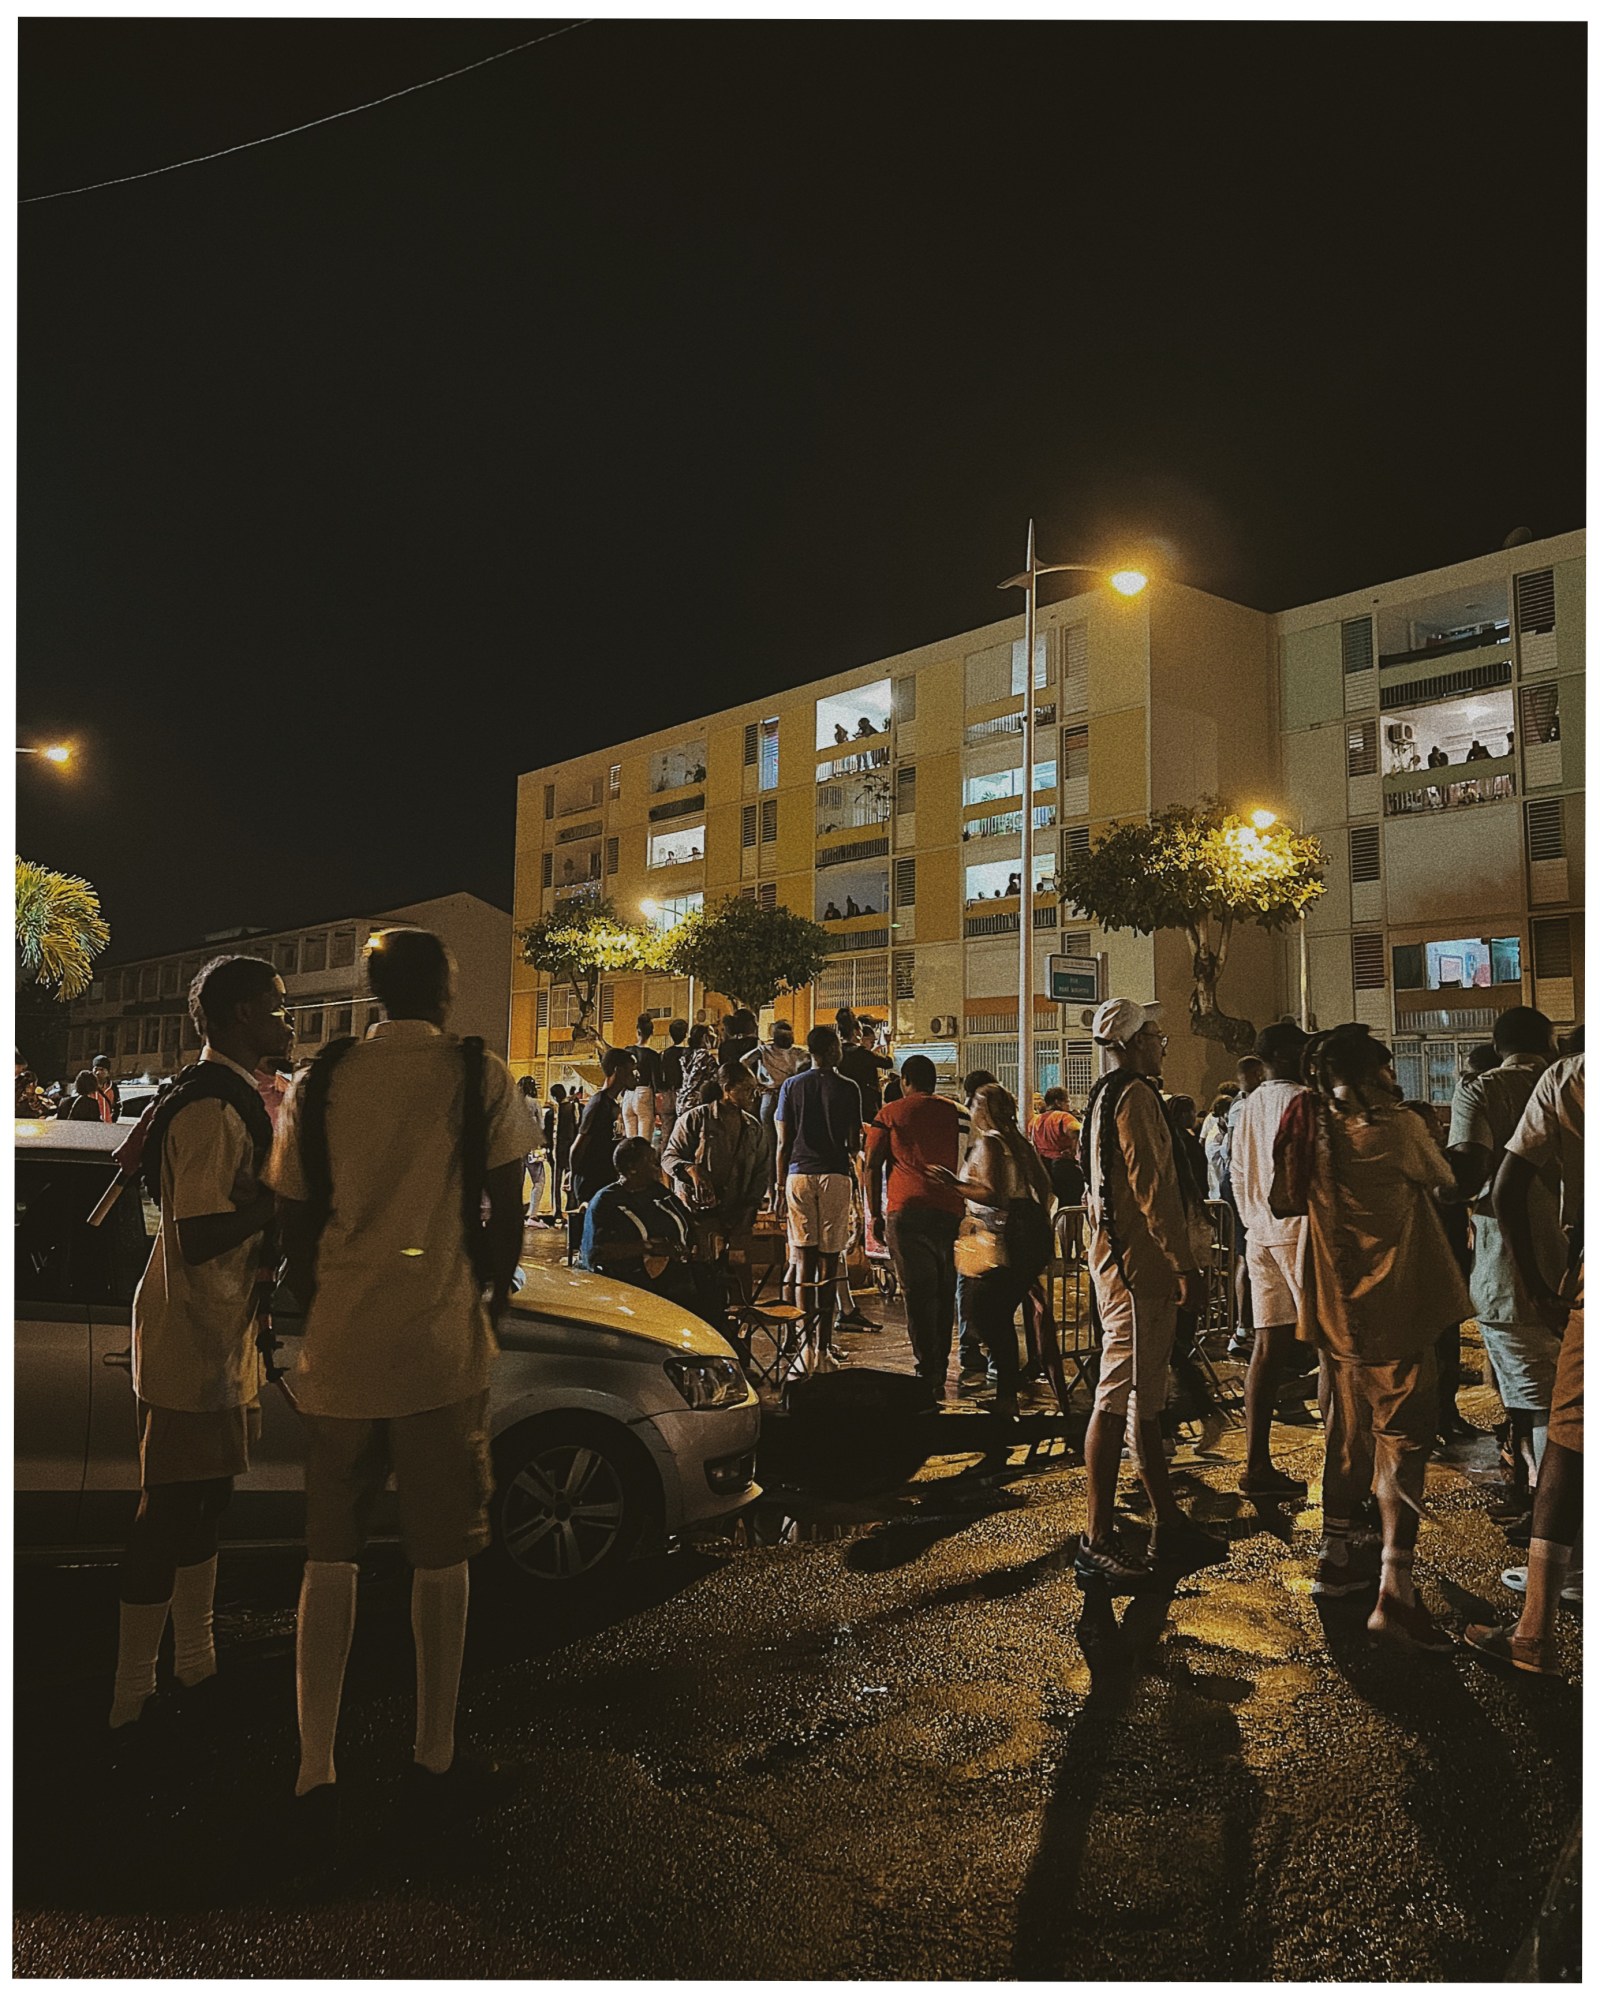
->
xmin=930 ymin=1014 xmax=958 ymax=1036
xmin=1384 ymin=722 xmax=1415 ymax=748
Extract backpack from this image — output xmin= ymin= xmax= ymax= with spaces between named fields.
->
xmin=296 ymin=1034 xmax=494 ymax=1285
xmin=115 ymin=1061 xmax=275 ymax=1206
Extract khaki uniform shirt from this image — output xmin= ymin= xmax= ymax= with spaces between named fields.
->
xmin=1085 ymin=1077 xmax=1210 ymax=1298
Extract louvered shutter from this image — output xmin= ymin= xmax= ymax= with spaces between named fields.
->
xmin=1515 ymin=569 xmax=1556 ymax=635
xmin=1346 ymin=719 xmax=1378 ymax=777
xmin=895 ymin=857 xmax=916 ymax=906
xmin=896 ymin=765 xmax=917 ymax=815
xmin=1341 ymin=617 xmax=1374 ymax=675
xmin=1349 ymin=825 xmax=1380 ymax=882
xmin=759 ymin=797 xmax=778 ymax=844
xmin=741 ymin=803 xmax=757 ymax=848
xmin=743 ymin=723 xmax=759 ymax=765
xmin=1351 ymin=933 xmax=1386 ymax=989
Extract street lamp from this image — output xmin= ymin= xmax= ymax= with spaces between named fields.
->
xmin=641 ymin=898 xmax=696 ymax=1028
xmin=1242 ymin=809 xmax=1309 ymax=1032
xmin=17 ymin=743 xmax=71 ymax=764
xmin=1000 ymin=524 xmax=1147 ymax=1112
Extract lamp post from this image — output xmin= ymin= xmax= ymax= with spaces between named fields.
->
xmin=17 ymin=744 xmax=71 ymax=764
xmin=999 ymin=526 xmax=1147 ymax=1113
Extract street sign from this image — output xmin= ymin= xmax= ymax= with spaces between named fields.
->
xmin=1048 ymin=952 xmax=1103 ymax=1005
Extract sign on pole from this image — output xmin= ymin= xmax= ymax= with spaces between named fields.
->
xmin=1048 ymin=952 xmax=1103 ymax=1006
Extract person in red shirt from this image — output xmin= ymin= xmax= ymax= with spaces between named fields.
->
xmin=866 ymin=1055 xmax=964 ymax=1395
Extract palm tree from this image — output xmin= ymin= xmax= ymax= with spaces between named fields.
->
xmin=15 ymin=857 xmax=111 ymax=1001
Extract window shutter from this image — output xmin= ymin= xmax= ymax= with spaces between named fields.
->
xmin=1061 ymin=624 xmax=1089 ymax=710
xmin=604 ymin=836 xmax=619 ymax=876
xmin=541 ymin=853 xmax=552 ymax=888
xmin=758 ymin=881 xmax=777 ymax=910
xmin=1515 ymin=568 xmax=1556 ymax=635
xmin=759 ymin=718 xmax=780 ymax=790
xmin=760 ymin=797 xmax=778 ymax=844
xmin=893 ymin=675 xmax=917 ymax=723
xmin=1519 ymin=681 xmax=1561 ymax=744
xmin=743 ymin=722 xmax=759 ymax=766
xmin=1349 ymin=825 xmax=1380 ymax=883
xmin=1062 ymin=824 xmax=1090 ymax=856
xmin=1346 ymin=719 xmax=1378 ymax=778
xmin=599 ymin=982 xmax=615 ymax=1025
xmin=1526 ymin=798 xmax=1565 ymax=860
xmin=895 ymin=857 xmax=916 ymax=906
xmin=536 ymin=991 xmax=549 ymax=1029
xmin=893 ymin=950 xmax=915 ymax=1000
xmin=1062 ymin=929 xmax=1092 ymax=954
xmin=1340 ymin=616 xmax=1374 ymax=675
xmin=608 ymin=763 xmax=622 ymax=799
xmin=1351 ymin=933 xmax=1386 ymax=989
xmin=543 ymin=783 xmax=555 ymax=820
xmin=896 ymin=765 xmax=917 ymax=815
xmin=1533 ymin=917 xmax=1573 ymax=979
xmin=741 ymin=803 xmax=757 ymax=848
xmin=1061 ymin=724 xmax=1089 ymax=779
xmin=740 ymin=884 xmax=757 ymax=902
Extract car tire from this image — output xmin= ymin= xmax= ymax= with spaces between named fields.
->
xmin=490 ymin=1414 xmax=662 ymax=1592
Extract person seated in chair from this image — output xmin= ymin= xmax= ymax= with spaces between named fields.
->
xmin=579 ymin=1139 xmax=698 ymax=1307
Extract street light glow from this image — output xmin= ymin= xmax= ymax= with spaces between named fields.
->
xmin=42 ymin=744 xmax=71 ymax=764
xmin=640 ymin=899 xmax=659 ymax=919
xmin=1250 ymin=809 xmax=1277 ymax=830
xmin=1109 ymin=570 xmax=1148 ymax=596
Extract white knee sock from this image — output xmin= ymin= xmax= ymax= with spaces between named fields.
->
xmin=171 ymin=1555 xmax=219 ymax=1688
xmin=109 ymin=1598 xmax=172 ymax=1728
xmin=411 ymin=1561 xmax=470 ymax=1775
xmin=1380 ymin=1546 xmax=1417 ymax=1606
xmin=295 ymin=1561 xmax=359 ymax=1796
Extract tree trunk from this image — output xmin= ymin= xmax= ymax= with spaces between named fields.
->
xmin=1185 ymin=923 xmax=1256 ymax=1057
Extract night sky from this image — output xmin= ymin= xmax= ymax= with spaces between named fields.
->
xmin=19 ymin=19 xmax=1585 ymax=961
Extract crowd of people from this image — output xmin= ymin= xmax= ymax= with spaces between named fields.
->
xmin=15 ymin=1051 xmax=122 ymax=1122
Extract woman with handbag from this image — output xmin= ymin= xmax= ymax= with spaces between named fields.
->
xmin=662 ymin=1060 xmax=769 ymax=1320
xmin=933 ymin=1083 xmax=1054 ymax=1419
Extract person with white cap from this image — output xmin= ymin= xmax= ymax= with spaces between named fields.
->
xmin=1076 ymin=997 xmax=1227 ymax=1588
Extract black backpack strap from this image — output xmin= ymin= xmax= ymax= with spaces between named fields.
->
xmin=460 ymin=1037 xmax=491 ymax=1280
xmin=297 ymin=1038 xmax=358 ymax=1226
xmin=143 ymin=1061 xmax=276 ymax=1204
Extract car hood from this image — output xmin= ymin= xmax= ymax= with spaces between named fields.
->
xmin=506 ymin=1262 xmax=735 ymax=1358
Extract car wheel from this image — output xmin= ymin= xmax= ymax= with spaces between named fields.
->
xmin=490 ymin=1415 xmax=660 ymax=1590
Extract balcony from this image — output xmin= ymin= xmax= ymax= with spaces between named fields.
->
xmin=1378 ymin=623 xmax=1510 ymax=672
xmin=1383 ymin=753 xmax=1515 ymax=816
xmin=963 ymin=703 xmax=1056 ymax=748
xmin=816 ymin=734 xmax=891 ymax=782
xmin=822 ymin=910 xmax=890 ymax=954
xmin=961 ymin=803 xmax=1057 ymax=843
xmin=963 ymin=900 xmax=1060 ymax=939
xmin=554 ymin=878 xmax=602 ymax=906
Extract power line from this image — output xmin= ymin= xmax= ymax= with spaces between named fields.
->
xmin=20 ymin=19 xmax=591 ymax=205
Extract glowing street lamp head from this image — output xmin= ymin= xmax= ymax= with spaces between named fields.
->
xmin=42 ymin=744 xmax=71 ymax=764
xmin=1109 ymin=570 xmax=1148 ymax=597
xmin=640 ymin=898 xmax=660 ymax=919
xmin=1249 ymin=809 xmax=1277 ymax=831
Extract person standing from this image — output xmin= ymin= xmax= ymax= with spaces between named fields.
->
xmin=662 ymin=1060 xmax=768 ymax=1315
xmin=718 ymin=1009 xmax=760 ymax=1072
xmin=836 ymin=1007 xmax=891 ymax=1124
xmin=1028 ymin=1086 xmax=1084 ymax=1206
xmin=744 ymin=1019 xmax=803 ymax=1208
xmin=269 ymin=929 xmax=534 ymax=1826
xmin=92 ymin=1054 xmax=121 ymax=1122
xmin=543 ymin=1084 xmax=578 ymax=1224
xmin=678 ymin=1022 xmax=720 ymax=1112
xmin=1448 ymin=1008 xmax=1562 ymax=1510
xmin=63 ymin=1068 xmax=105 ymax=1122
xmin=866 ymin=1056 xmax=964 ymax=1395
xmin=658 ymin=1017 xmax=690 ymax=1137
xmin=622 ymin=1014 xmax=664 ymax=1145
xmin=955 ymin=1068 xmax=1000 ymax=1392
xmin=775 ymin=1026 xmax=863 ymax=1375
xmin=1076 ymin=999 xmax=1223 ymax=1588
xmin=1466 ymin=1052 xmax=1584 ymax=1672
xmin=1227 ymin=1020 xmax=1313 ymax=1501
xmin=109 ymin=955 xmax=292 ymax=1732
xmin=568 ymin=1048 xmax=640 ymax=1213
xmin=1297 ymin=1025 xmax=1472 ymax=1650
xmin=1220 ymin=1055 xmax=1266 ymax=1358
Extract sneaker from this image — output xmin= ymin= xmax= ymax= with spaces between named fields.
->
xmin=1226 ymin=1331 xmax=1254 ymax=1361
xmin=1149 ymin=1515 xmax=1229 ymax=1571
xmin=1074 ymin=1534 xmax=1159 ymax=1593
xmin=958 ymin=1369 xmax=989 ymax=1393
xmin=1500 ymin=1566 xmax=1584 ymax=1608
xmin=835 ymin=1311 xmax=880 ymax=1334
xmin=1366 ymin=1591 xmax=1454 ymax=1653
xmin=1239 ymin=1466 xmax=1310 ymax=1502
xmin=1502 ymin=1513 xmax=1534 ymax=1549
xmin=1311 ymin=1543 xmax=1381 ymax=1599
xmin=405 ymin=1754 xmax=514 ymax=1825
xmin=1463 ymin=1619 xmax=1561 ymax=1676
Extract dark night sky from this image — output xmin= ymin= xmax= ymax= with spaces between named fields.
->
xmin=19 ymin=18 xmax=1586 ymax=960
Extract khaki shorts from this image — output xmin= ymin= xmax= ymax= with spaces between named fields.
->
xmin=786 ymin=1172 xmax=854 ymax=1254
xmin=302 ymin=1389 xmax=493 ymax=1569
xmin=1321 ymin=1351 xmax=1437 ymax=1520
xmin=1245 ymin=1237 xmax=1302 ymax=1328
xmin=1548 ymin=1307 xmax=1584 ymax=1454
xmin=1090 ymin=1277 xmax=1177 ymax=1423
xmin=137 ymin=1398 xmax=262 ymax=1486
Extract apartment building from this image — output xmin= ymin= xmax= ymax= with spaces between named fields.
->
xmin=511 ymin=529 xmax=1583 ymax=1110
xmin=68 ymin=891 xmax=513 ymax=1082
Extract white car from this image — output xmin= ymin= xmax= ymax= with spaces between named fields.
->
xmin=14 ymin=1119 xmax=760 ymax=1591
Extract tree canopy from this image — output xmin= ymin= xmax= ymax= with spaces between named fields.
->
xmin=15 ymin=857 xmax=111 ymax=1002
xmin=1054 ymin=800 xmax=1325 ymax=1052
xmin=665 ymin=896 xmax=832 ymax=1013
xmin=518 ymin=898 xmax=665 ymax=1046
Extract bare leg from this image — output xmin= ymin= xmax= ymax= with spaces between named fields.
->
xmin=1134 ymin=1414 xmax=1183 ymax=1526
xmin=1244 ymin=1323 xmax=1297 ymax=1477
xmin=1084 ymin=1406 xmax=1125 ymax=1546
xmin=1517 ymin=1440 xmax=1582 ymax=1644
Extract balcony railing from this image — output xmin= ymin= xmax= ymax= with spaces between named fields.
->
xmin=817 ymin=741 xmax=891 ymax=781
xmin=1383 ymin=754 xmax=1516 ymax=816
xmin=1378 ymin=624 xmax=1510 ymax=671
xmin=816 ymin=833 xmax=890 ymax=868
xmin=963 ymin=901 xmax=1059 ymax=938
xmin=554 ymin=878 xmax=602 ymax=905
xmin=961 ymin=804 xmax=1056 ymax=842
xmin=963 ymin=703 xmax=1057 ymax=747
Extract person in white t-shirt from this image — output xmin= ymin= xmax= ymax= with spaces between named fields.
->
xmin=1228 ymin=1021 xmax=1313 ymax=1503
xmin=268 ymin=929 xmax=536 ymax=1836
xmin=110 ymin=955 xmax=293 ymax=1733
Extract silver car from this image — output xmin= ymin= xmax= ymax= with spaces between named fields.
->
xmin=14 ymin=1119 xmax=760 ymax=1591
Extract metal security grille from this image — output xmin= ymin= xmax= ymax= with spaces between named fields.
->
xmin=1341 ymin=616 xmax=1374 ymax=675
xmin=1349 ymin=825 xmax=1380 ymax=882
xmin=896 ymin=765 xmax=917 ymax=815
xmin=820 ymin=834 xmax=890 ymax=867
xmin=1526 ymin=799 xmax=1566 ymax=860
xmin=1351 ymin=933 xmax=1386 ymax=989
xmin=1379 ymin=660 xmax=1511 ymax=711
xmin=895 ymin=857 xmax=916 ymax=906
xmin=741 ymin=803 xmax=757 ymax=848
xmin=1516 ymin=568 xmax=1556 ymax=635
xmin=759 ymin=797 xmax=778 ymax=844
xmin=1346 ymin=719 xmax=1378 ymax=778
xmin=1533 ymin=917 xmax=1573 ymax=979
xmin=743 ymin=722 xmax=759 ymax=766
xmin=817 ymin=954 xmax=890 ymax=1012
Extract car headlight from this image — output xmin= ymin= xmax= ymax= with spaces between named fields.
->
xmin=664 ymin=1355 xmax=749 ymax=1410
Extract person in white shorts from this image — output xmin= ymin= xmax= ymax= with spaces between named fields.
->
xmin=775 ymin=1025 xmax=863 ymax=1373
xmin=621 ymin=1014 xmax=663 ymax=1144
xmin=1228 ymin=1019 xmax=1314 ymax=1502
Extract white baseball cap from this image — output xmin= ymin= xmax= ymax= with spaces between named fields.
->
xmin=1091 ymin=997 xmax=1163 ymax=1047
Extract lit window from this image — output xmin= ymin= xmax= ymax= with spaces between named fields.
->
xmin=816 ymin=680 xmax=891 ymax=751
xmin=648 ymin=824 xmax=705 ymax=870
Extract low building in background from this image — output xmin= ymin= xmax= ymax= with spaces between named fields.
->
xmin=64 ymin=891 xmax=512 ymax=1084
xmin=510 ymin=529 xmax=1583 ymax=1113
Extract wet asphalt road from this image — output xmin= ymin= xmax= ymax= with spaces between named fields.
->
xmin=14 ymin=1335 xmax=1581 ymax=1981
